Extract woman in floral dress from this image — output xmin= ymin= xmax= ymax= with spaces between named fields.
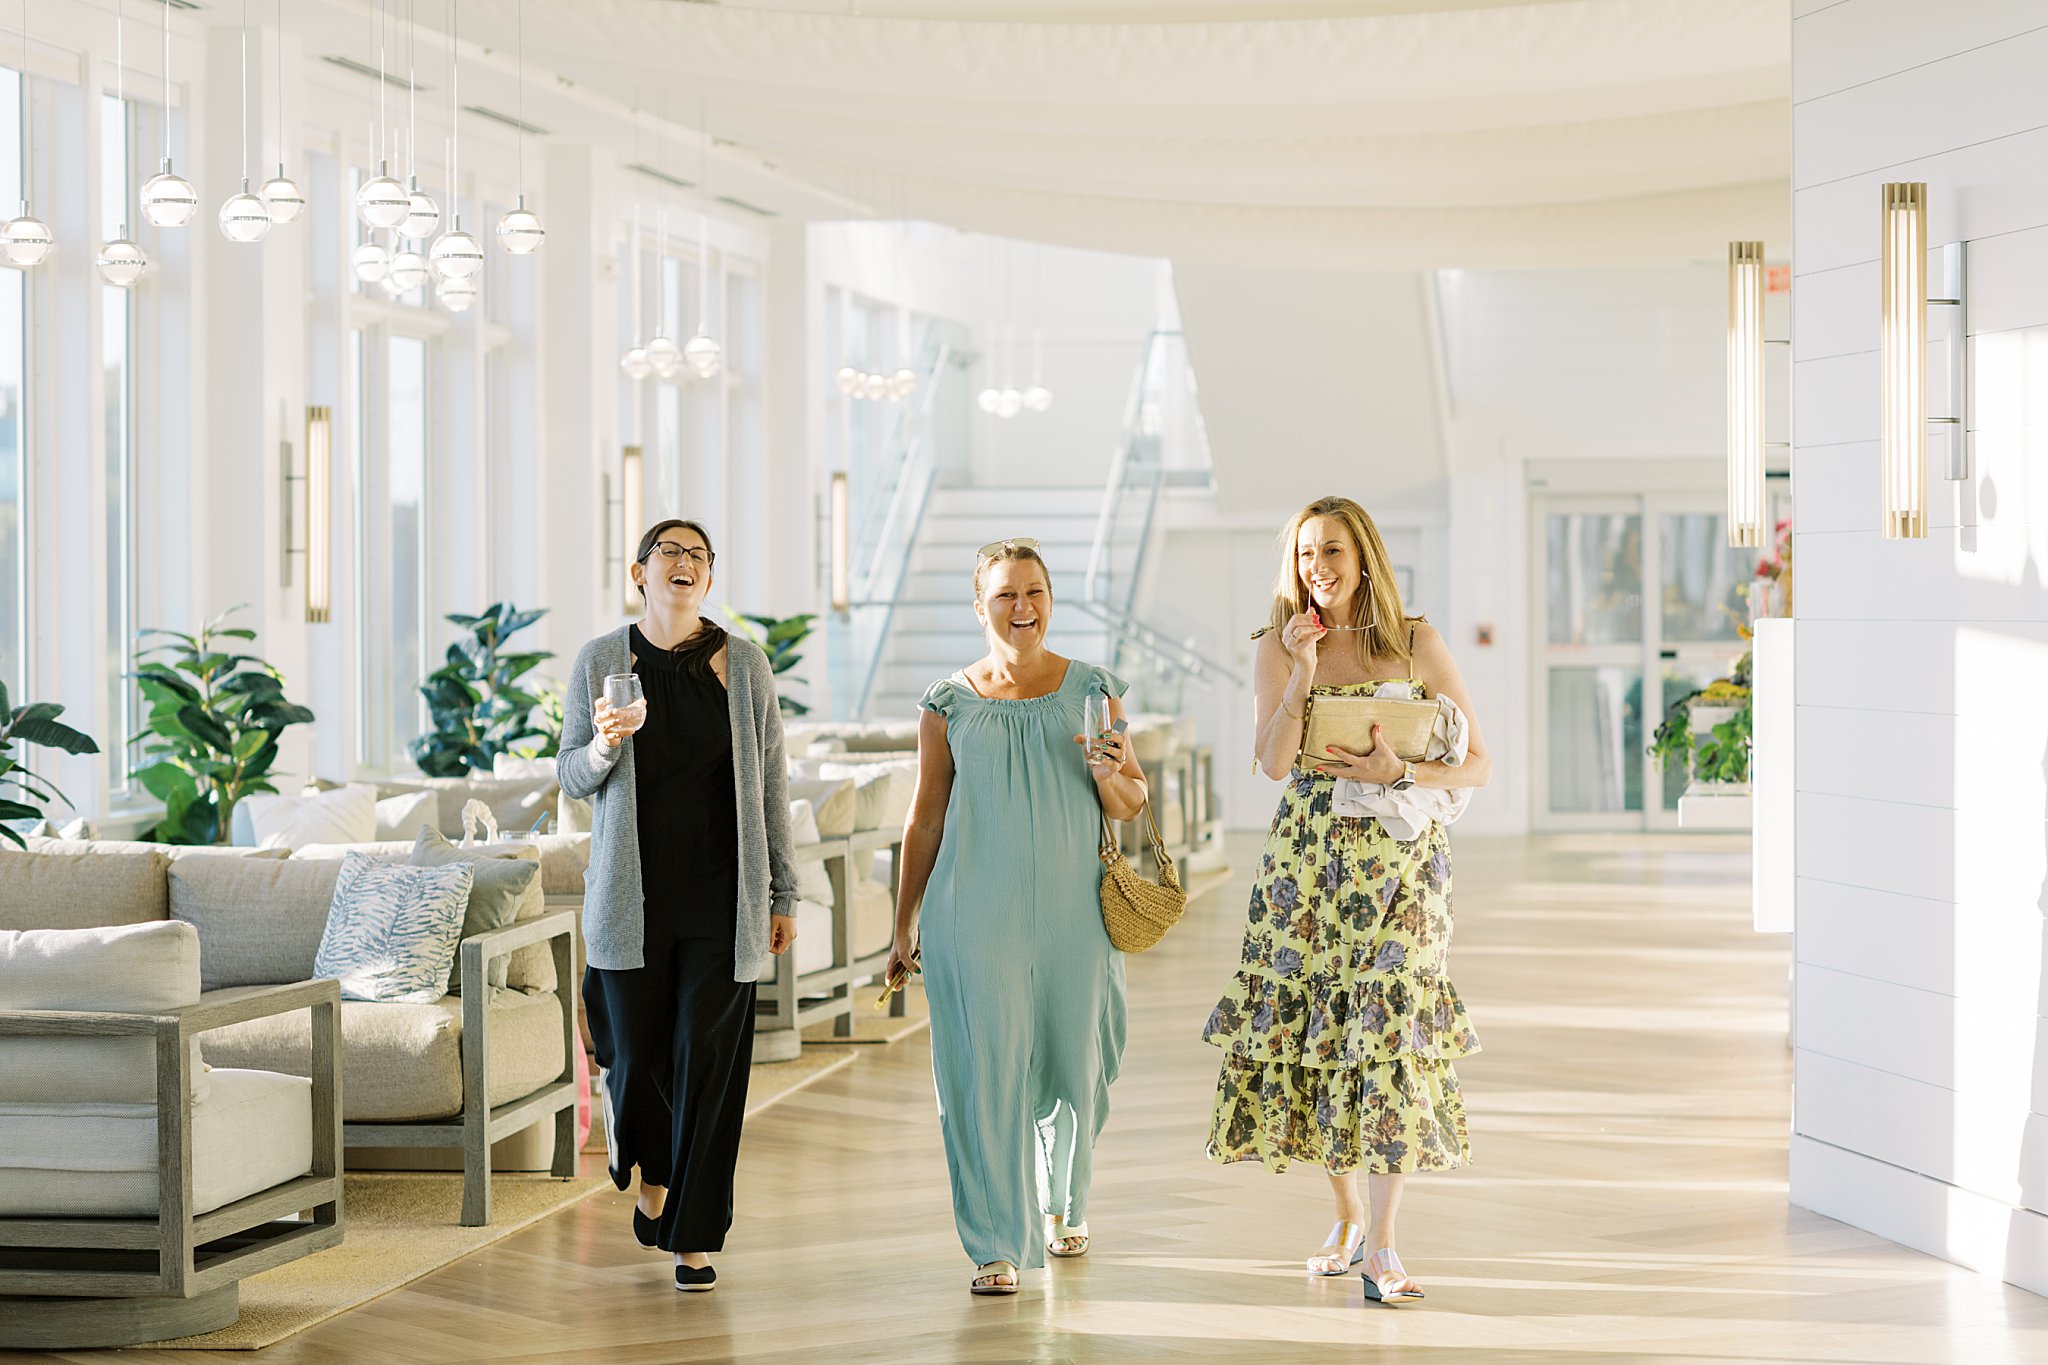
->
xmin=1203 ymin=495 xmax=1491 ymax=1305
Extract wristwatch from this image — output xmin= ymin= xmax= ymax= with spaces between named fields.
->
xmin=1390 ymin=761 xmax=1418 ymax=792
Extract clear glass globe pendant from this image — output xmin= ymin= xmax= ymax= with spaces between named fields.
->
xmin=496 ymin=195 xmax=544 ymax=254
xmin=141 ymin=159 xmax=199 ymax=228
xmin=352 ymin=240 xmax=391 ymax=284
xmin=430 ymin=222 xmax=484 ymax=282
xmin=385 ymin=248 xmax=430 ymax=294
xmin=356 ymin=162 xmax=410 ymax=230
xmin=621 ymin=347 xmax=652 ymax=380
xmin=260 ymin=164 xmax=305 ymax=224
xmin=436 ymin=273 xmax=478 ymax=313
xmin=220 ymin=179 xmax=273 ymax=243
xmin=645 ymin=335 xmax=682 ymax=380
xmin=399 ymin=178 xmax=440 ymax=240
xmin=684 ymin=332 xmax=723 ymax=379
xmin=0 ymin=211 xmax=53 ymax=268
xmin=96 ymin=234 xmax=148 ymax=286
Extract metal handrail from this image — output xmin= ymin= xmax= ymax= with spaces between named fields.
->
xmin=851 ymin=597 xmax=1241 ymax=687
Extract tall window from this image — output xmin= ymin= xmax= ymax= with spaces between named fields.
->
xmin=0 ymin=66 xmax=24 ymax=696
xmin=102 ymin=94 xmax=138 ymax=794
xmin=387 ymin=335 xmax=427 ymax=759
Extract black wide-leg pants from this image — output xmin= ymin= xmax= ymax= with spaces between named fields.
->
xmin=584 ymin=938 xmax=756 ymax=1252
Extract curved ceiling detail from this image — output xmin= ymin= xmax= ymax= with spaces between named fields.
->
xmin=458 ymin=0 xmax=1790 ymax=266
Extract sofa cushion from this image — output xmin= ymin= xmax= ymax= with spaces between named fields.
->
xmin=787 ymin=777 xmax=857 ymax=839
xmin=170 ymin=856 xmax=344 ymax=990
xmin=241 ymin=784 xmax=378 ymax=851
xmin=495 ymin=755 xmax=590 ymax=835
xmin=816 ymin=760 xmax=917 ymax=833
xmin=314 ymin=854 xmax=472 ymax=1004
xmin=0 ymin=849 xmax=168 ymax=930
xmin=200 ymin=987 xmax=565 ymax=1122
xmin=410 ymin=828 xmax=540 ymax=993
xmin=0 ymin=920 xmax=208 ymax=1106
xmin=21 ymin=836 xmax=287 ymax=862
xmin=375 ymin=790 xmax=439 ymax=843
xmin=0 ymin=1067 xmax=311 ymax=1217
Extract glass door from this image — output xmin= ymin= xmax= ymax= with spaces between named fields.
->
xmin=1534 ymin=493 xmax=1754 ymax=830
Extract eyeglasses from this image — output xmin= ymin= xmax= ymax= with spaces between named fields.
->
xmin=976 ymin=537 xmax=1040 ymax=560
xmin=644 ymin=543 xmax=715 ymax=568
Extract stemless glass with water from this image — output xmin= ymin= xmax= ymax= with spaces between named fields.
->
xmin=1083 ymin=691 xmax=1114 ymax=767
xmin=602 ymin=674 xmax=647 ymax=735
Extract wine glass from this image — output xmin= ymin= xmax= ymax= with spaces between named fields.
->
xmin=602 ymin=674 xmax=647 ymax=734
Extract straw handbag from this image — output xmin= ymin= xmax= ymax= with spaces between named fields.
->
xmin=1098 ymin=803 xmax=1187 ymax=953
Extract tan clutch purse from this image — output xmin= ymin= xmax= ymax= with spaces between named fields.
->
xmin=1298 ymin=695 xmax=1436 ymax=771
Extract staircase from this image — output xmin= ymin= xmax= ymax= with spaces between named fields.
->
xmin=864 ymin=485 xmax=1129 ymax=721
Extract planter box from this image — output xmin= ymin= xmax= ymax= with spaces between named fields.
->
xmin=1678 ymin=783 xmax=1752 ymax=831
xmin=1689 ymin=704 xmax=1742 ymax=735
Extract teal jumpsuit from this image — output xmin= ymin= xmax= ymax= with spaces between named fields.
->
xmin=918 ymin=661 xmax=1130 ymax=1271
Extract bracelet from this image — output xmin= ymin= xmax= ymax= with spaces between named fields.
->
xmin=1281 ymin=701 xmax=1305 ymax=721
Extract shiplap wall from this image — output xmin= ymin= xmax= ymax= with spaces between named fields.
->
xmin=1791 ymin=0 xmax=2048 ymax=1294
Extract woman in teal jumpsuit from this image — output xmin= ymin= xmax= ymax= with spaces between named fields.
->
xmin=888 ymin=541 xmax=1150 ymax=1294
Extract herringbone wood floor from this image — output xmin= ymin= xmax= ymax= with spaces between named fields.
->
xmin=36 ymin=834 xmax=2048 ymax=1363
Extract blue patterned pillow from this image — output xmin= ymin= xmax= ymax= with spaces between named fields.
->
xmin=313 ymin=852 xmax=474 ymax=1003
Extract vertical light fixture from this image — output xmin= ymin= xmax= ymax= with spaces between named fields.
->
xmin=98 ymin=0 xmax=149 ymax=285
xmin=830 ymin=471 xmax=850 ymax=613
xmin=495 ymin=0 xmax=544 ymax=254
xmin=1725 ymin=241 xmax=1765 ymax=548
xmin=356 ymin=0 xmax=408 ymax=230
xmin=139 ymin=0 xmax=197 ymax=228
xmin=683 ymin=97 xmax=723 ymax=378
xmin=429 ymin=0 xmax=483 ymax=286
xmin=645 ymin=98 xmax=680 ymax=379
xmin=1879 ymin=182 xmax=1927 ymax=540
xmin=397 ymin=0 xmax=440 ymax=240
xmin=259 ymin=0 xmax=304 ymax=223
xmin=219 ymin=0 xmax=273 ymax=243
xmin=621 ymin=203 xmax=650 ymax=378
xmin=306 ymin=407 xmax=333 ymax=623
xmin=2 ymin=0 xmax=52 ymax=266
xmin=621 ymin=445 xmax=645 ymax=613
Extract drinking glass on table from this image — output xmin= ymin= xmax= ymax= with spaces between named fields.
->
xmin=601 ymin=673 xmax=647 ymax=735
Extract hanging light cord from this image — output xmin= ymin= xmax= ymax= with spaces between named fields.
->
xmin=449 ymin=0 xmax=460 ymax=225
xmin=274 ymin=0 xmax=283 ymax=174
xmin=407 ymin=0 xmax=417 ymax=177
xmin=239 ymin=0 xmax=250 ymax=182
xmin=515 ymin=0 xmax=525 ymax=195
xmin=20 ymin=0 xmax=32 ymax=213
xmin=160 ymin=0 xmax=170 ymax=166
xmin=697 ymin=95 xmax=710 ymax=334
xmin=377 ymin=0 xmax=388 ymax=168
xmin=113 ymin=0 xmax=124 ymax=230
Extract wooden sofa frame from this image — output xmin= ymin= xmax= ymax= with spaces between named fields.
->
xmin=340 ymin=910 xmax=582 ymax=1227
xmin=758 ymin=830 xmax=906 ymax=1046
xmin=0 ymin=979 xmax=345 ymax=1349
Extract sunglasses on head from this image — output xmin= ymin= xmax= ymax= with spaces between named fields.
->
xmin=976 ymin=537 xmax=1040 ymax=560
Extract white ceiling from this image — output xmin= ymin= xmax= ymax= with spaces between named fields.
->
xmin=324 ymin=0 xmax=1792 ymax=267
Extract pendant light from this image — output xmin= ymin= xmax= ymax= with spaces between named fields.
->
xmin=96 ymin=0 xmax=148 ymax=285
xmin=258 ymin=0 xmax=303 ymax=223
xmin=2 ymin=0 xmax=52 ymax=267
xmin=429 ymin=0 xmax=482 ymax=285
xmin=218 ymin=1 xmax=272 ymax=243
xmin=435 ymin=272 xmax=477 ymax=312
xmin=494 ymin=0 xmax=543 ymax=254
xmin=396 ymin=0 xmax=438 ymax=240
xmin=682 ymin=98 xmax=723 ymax=378
xmin=356 ymin=0 xmax=407 ymax=230
xmin=386 ymin=239 xmax=429 ymax=293
xmin=138 ymin=0 xmax=196 ymax=228
xmin=620 ymin=203 xmax=650 ymax=378
xmin=643 ymin=99 xmax=679 ymax=378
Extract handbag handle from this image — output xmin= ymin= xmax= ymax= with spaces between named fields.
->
xmin=1099 ymin=800 xmax=1169 ymax=868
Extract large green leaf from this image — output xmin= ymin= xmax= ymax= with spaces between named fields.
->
xmin=135 ymin=761 xmax=198 ymax=805
xmin=7 ymin=710 xmax=100 ymax=756
xmin=0 ymin=678 xmax=9 ymax=717
xmin=177 ymin=704 xmax=236 ymax=755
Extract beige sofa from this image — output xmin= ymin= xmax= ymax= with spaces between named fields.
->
xmin=0 ymin=845 xmax=578 ymax=1227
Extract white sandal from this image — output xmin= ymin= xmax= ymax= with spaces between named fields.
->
xmin=1306 ymin=1220 xmax=1366 ymax=1276
xmin=1362 ymin=1247 xmax=1425 ymax=1304
xmin=1046 ymin=1216 xmax=1090 ymax=1258
xmin=971 ymin=1260 xmax=1020 ymax=1295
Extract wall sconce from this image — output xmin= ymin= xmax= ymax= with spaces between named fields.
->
xmin=830 ymin=471 xmax=850 ymax=613
xmin=1726 ymin=242 xmax=1766 ymax=548
xmin=1879 ymin=183 xmax=1972 ymax=539
xmin=283 ymin=407 xmax=333 ymax=622
xmin=621 ymin=445 xmax=645 ymax=614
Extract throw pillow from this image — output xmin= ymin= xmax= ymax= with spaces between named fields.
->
xmin=409 ymin=827 xmax=541 ymax=993
xmin=787 ymin=777 xmax=857 ymax=838
xmin=375 ymin=790 xmax=439 ymax=843
xmin=816 ymin=761 xmax=916 ymax=833
xmin=241 ymin=784 xmax=377 ymax=851
xmin=312 ymin=852 xmax=473 ymax=1004
xmin=168 ymin=856 xmax=345 ymax=990
xmin=788 ymin=799 xmax=834 ymax=903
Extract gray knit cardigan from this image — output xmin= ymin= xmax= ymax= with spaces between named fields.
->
xmin=557 ymin=624 xmax=798 ymax=980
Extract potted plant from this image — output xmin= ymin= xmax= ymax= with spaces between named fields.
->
xmin=726 ymin=612 xmax=818 ymax=717
xmin=0 ymin=681 xmax=101 ymax=848
xmin=410 ymin=603 xmax=554 ymax=777
xmin=130 ymin=608 xmax=316 ymax=845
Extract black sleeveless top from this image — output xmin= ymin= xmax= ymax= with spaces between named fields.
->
xmin=629 ymin=624 xmax=738 ymax=943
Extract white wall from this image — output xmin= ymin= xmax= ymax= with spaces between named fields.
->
xmin=1789 ymin=0 xmax=2048 ymax=1297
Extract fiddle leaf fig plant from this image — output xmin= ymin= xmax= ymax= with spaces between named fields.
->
xmin=728 ymin=612 xmax=818 ymax=717
xmin=410 ymin=603 xmax=554 ymax=777
xmin=130 ymin=607 xmax=316 ymax=845
xmin=0 ymin=681 xmax=101 ymax=849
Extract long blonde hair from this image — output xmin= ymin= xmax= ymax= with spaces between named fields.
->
xmin=1267 ymin=495 xmax=1419 ymax=664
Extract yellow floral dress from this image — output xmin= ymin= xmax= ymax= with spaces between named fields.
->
xmin=1203 ymin=680 xmax=1480 ymax=1174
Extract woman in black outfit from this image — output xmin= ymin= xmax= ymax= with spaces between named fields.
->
xmin=566 ymin=518 xmax=797 ymax=1291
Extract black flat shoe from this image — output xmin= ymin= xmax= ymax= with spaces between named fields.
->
xmin=674 ymin=1263 xmax=716 ymax=1292
xmin=633 ymin=1205 xmax=660 ymax=1251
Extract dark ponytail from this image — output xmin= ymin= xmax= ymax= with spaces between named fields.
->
xmin=634 ymin=518 xmax=728 ymax=688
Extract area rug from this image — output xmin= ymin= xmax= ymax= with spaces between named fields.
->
xmin=139 ymin=1168 xmax=612 ymax=1351
xmin=147 ymin=1049 xmax=857 ymax=1350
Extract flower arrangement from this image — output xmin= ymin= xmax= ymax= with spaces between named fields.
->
xmin=1753 ymin=518 xmax=1791 ymax=618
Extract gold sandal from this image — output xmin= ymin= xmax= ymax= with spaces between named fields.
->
xmin=1362 ymin=1247 xmax=1425 ymax=1304
xmin=1046 ymin=1216 xmax=1090 ymax=1258
xmin=1306 ymin=1220 xmax=1366 ymax=1276
xmin=971 ymin=1260 xmax=1020 ymax=1295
